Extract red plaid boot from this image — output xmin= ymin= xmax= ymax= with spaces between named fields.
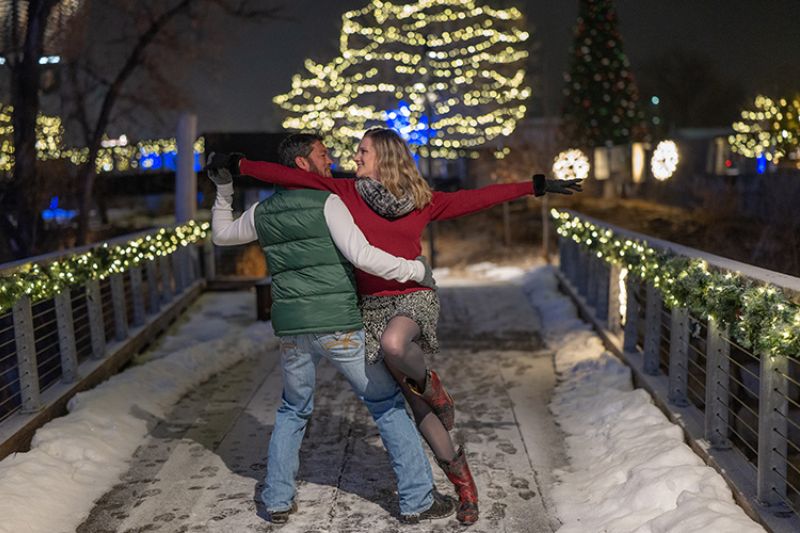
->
xmin=406 ymin=369 xmax=455 ymax=430
xmin=436 ymin=446 xmax=479 ymax=525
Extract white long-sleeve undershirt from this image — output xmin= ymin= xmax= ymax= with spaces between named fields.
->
xmin=210 ymin=182 xmax=424 ymax=283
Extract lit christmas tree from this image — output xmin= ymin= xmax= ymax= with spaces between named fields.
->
xmin=560 ymin=0 xmax=647 ymax=148
xmin=273 ymin=0 xmax=532 ymax=169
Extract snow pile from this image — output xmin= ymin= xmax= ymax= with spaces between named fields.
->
xmin=0 ymin=297 xmax=276 ymax=533
xmin=523 ymin=265 xmax=765 ymax=533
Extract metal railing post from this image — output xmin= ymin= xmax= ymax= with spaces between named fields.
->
xmin=54 ymin=290 xmax=79 ymax=383
xmin=623 ymin=278 xmax=639 ymax=353
xmin=596 ymin=260 xmax=610 ymax=322
xmin=203 ymin=240 xmax=216 ymax=281
xmin=86 ymin=279 xmax=106 ymax=359
xmin=129 ymin=266 xmax=146 ymax=327
xmin=146 ymin=260 xmax=160 ymax=315
xmin=587 ymin=254 xmax=598 ymax=308
xmin=577 ymin=248 xmax=589 ymax=297
xmin=607 ymin=264 xmax=622 ymax=332
xmin=705 ymin=318 xmax=731 ymax=449
xmin=668 ymin=306 xmax=690 ymax=407
xmin=109 ymin=273 xmax=128 ymax=341
xmin=643 ymin=283 xmax=662 ymax=375
xmin=172 ymin=249 xmax=186 ymax=294
xmin=159 ymin=256 xmax=173 ymax=303
xmin=757 ymin=350 xmax=789 ymax=509
xmin=558 ymin=237 xmax=568 ymax=278
xmin=12 ymin=295 xmax=42 ymax=413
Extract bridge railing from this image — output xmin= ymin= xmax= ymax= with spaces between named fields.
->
xmin=0 ymin=222 xmax=209 ymax=458
xmin=552 ymin=209 xmax=800 ymax=533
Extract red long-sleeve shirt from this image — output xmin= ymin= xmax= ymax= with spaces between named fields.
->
xmin=240 ymin=159 xmax=534 ymax=296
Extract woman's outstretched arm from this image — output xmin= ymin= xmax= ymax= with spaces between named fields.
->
xmin=428 ymin=181 xmax=539 ymax=221
xmin=238 ymin=159 xmax=343 ymax=193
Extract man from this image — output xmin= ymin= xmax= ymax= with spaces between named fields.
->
xmin=207 ymin=133 xmax=455 ymax=524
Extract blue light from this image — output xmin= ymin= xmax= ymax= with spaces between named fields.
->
xmin=42 ymin=196 xmax=77 ymax=223
xmin=384 ymin=100 xmax=437 ymax=146
xmin=139 ymin=151 xmax=162 ymax=170
xmin=756 ymin=153 xmax=767 ymax=174
xmin=162 ymin=151 xmax=178 ymax=171
xmin=651 ymin=96 xmax=660 ymax=105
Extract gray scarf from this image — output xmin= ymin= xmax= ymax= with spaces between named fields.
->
xmin=355 ymin=178 xmax=416 ymax=219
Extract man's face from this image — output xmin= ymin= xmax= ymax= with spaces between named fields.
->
xmin=295 ymin=140 xmax=333 ymax=178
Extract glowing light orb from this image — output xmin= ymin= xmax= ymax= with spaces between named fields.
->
xmin=552 ymin=149 xmax=590 ymax=181
xmin=651 ymin=140 xmax=679 ymax=180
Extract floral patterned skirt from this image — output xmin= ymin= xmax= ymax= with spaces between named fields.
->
xmin=360 ymin=289 xmax=440 ymax=364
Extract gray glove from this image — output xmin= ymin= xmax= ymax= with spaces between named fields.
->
xmin=416 ymin=255 xmax=437 ymax=289
xmin=207 ymin=167 xmax=233 ymax=186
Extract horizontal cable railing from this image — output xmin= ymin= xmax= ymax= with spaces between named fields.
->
xmin=552 ymin=208 xmax=800 ymax=531
xmin=0 ymin=222 xmax=209 ymax=432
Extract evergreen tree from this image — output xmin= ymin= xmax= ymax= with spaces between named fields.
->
xmin=561 ymin=0 xmax=647 ymax=148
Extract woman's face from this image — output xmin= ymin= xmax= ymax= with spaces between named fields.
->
xmin=354 ymin=135 xmax=379 ymax=180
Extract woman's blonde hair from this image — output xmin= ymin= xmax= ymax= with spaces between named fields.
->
xmin=363 ymin=127 xmax=433 ymax=209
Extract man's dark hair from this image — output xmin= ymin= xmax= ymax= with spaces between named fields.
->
xmin=277 ymin=133 xmax=323 ymax=168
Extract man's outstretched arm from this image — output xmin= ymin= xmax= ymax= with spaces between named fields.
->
xmin=210 ymin=169 xmax=258 ymax=245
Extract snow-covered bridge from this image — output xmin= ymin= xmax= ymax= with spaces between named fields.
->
xmin=0 ymin=217 xmax=797 ymax=533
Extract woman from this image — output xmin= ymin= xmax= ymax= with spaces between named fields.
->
xmin=210 ymin=128 xmax=579 ymax=524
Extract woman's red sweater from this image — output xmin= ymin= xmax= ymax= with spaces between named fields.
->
xmin=240 ymin=159 xmax=535 ymax=297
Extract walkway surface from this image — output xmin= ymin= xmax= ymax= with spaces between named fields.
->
xmin=78 ymin=275 xmax=565 ymax=532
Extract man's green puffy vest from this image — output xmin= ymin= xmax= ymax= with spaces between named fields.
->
xmin=253 ymin=189 xmax=363 ymax=336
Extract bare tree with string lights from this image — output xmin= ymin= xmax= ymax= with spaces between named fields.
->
xmin=273 ymin=0 xmax=533 ymax=172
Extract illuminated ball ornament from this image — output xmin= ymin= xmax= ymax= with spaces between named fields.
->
xmin=651 ymin=140 xmax=678 ymax=181
xmin=553 ymin=149 xmax=590 ymax=181
xmin=273 ymin=0 xmax=532 ymax=168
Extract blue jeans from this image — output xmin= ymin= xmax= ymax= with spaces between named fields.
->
xmin=262 ymin=330 xmax=434 ymax=516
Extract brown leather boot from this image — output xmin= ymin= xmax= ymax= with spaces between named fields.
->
xmin=406 ymin=369 xmax=455 ymax=430
xmin=436 ymin=446 xmax=479 ymax=525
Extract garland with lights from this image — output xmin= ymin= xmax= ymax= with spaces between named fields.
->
xmin=273 ymin=0 xmax=531 ymax=169
xmin=729 ymin=94 xmax=800 ymax=164
xmin=0 ymin=104 xmax=205 ymax=174
xmin=552 ymin=209 xmax=800 ymax=359
xmin=0 ymin=221 xmax=209 ymax=315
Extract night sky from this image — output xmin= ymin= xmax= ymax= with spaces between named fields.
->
xmin=185 ymin=0 xmax=800 ymax=136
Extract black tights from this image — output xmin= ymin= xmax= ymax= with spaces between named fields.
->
xmin=381 ymin=316 xmax=456 ymax=462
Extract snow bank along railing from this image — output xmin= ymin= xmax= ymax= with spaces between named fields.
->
xmin=0 ymin=222 xmax=210 ymax=459
xmin=551 ymin=209 xmax=800 ymax=533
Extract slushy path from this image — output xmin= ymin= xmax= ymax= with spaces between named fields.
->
xmin=79 ymin=274 xmax=565 ymax=532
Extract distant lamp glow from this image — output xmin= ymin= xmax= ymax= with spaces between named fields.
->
xmin=631 ymin=143 xmax=646 ymax=183
xmin=650 ymin=96 xmax=660 ymax=105
xmin=593 ymin=147 xmax=610 ymax=180
xmin=553 ymin=149 xmax=590 ymax=181
xmin=651 ymin=140 xmax=679 ymax=180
